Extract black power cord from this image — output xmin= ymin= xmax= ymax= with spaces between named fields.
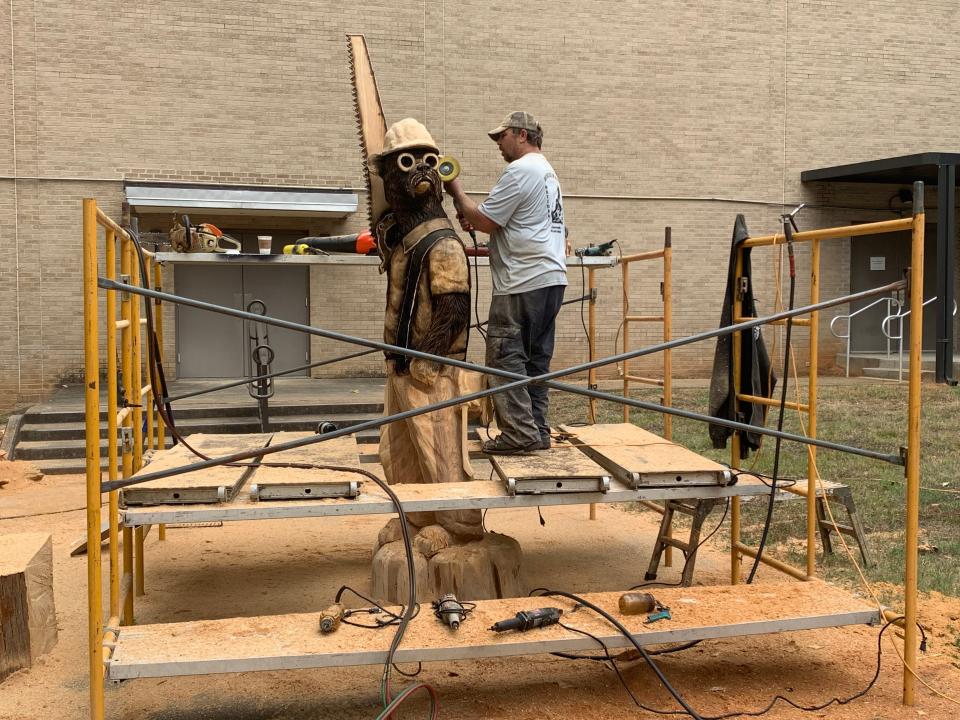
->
xmin=553 ymin=618 xmax=900 ymax=720
xmin=746 ymin=207 xmax=802 ymax=584
xmin=531 ymin=588 xmax=706 ymax=719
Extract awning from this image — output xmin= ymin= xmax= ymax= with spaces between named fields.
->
xmin=802 ymin=152 xmax=958 ymax=384
xmin=125 ymin=182 xmax=358 ymax=218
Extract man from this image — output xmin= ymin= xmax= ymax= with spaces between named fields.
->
xmin=445 ymin=111 xmax=567 ymax=454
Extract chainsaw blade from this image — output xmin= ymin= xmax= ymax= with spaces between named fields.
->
xmin=347 ymin=34 xmax=388 ymax=230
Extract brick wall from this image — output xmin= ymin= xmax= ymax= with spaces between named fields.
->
xmin=2 ymin=0 xmax=959 ymax=410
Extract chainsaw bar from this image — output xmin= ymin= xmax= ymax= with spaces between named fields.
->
xmin=347 ymin=34 xmax=388 ymax=230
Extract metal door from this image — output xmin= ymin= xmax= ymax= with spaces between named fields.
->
xmin=241 ymin=265 xmax=309 ymax=377
xmin=849 ymin=226 xmax=935 ymax=352
xmin=175 ymin=265 xmax=245 ymax=377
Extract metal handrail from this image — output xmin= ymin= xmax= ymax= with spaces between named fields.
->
xmin=882 ymin=296 xmax=958 ymax=381
xmin=829 ymin=294 xmax=902 ymax=377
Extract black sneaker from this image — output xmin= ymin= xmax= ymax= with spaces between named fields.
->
xmin=538 ymin=435 xmax=552 ymax=450
xmin=482 ymin=436 xmax=540 ymax=455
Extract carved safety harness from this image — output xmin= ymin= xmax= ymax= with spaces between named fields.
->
xmin=385 ymin=219 xmax=466 ymax=372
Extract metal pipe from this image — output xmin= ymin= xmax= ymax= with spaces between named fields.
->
xmin=730 ymin=246 xmax=745 ymax=585
xmin=737 ymin=393 xmax=808 ymax=412
xmin=662 ymin=228 xmax=673 ymax=441
xmin=621 ymin=259 xmax=630 ymax=422
xmin=903 ymin=183 xmax=925 ymax=705
xmin=587 ymin=268 xmax=597 ymax=425
xmin=98 ymin=279 xmax=909 ymax=492
xmin=733 ymin=541 xmax=808 ymax=581
xmin=135 ymin=527 xmax=145 ymax=596
xmin=618 ymin=248 xmax=666 ymax=263
xmin=83 ymin=199 xmax=105 ymax=720
xmin=100 ymin=278 xmax=903 ymax=385
xmin=104 ymin=227 xmax=120 ymax=620
xmin=807 ymin=239 xmax=821 ymax=579
xmin=624 ymin=374 xmax=664 ymax=386
xmin=742 ymin=216 xmax=914 ymax=248
xmin=131 ymin=255 xmax=143 ymax=473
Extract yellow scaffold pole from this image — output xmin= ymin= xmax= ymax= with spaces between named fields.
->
xmin=83 ymin=198 xmax=105 ymax=720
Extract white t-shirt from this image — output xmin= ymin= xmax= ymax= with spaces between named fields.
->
xmin=478 ymin=152 xmax=567 ymax=295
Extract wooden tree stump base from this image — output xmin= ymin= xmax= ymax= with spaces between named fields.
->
xmin=372 ymin=527 xmax=522 ymax=604
xmin=1 ymin=533 xmax=57 ymax=682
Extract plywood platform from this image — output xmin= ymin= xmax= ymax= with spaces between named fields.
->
xmin=249 ymin=431 xmax=363 ymax=501
xmin=121 ymin=434 xmax=271 ymax=506
xmin=106 ymin=579 xmax=879 ymax=680
xmin=122 ymin=474 xmax=769 ymax=528
xmin=119 ymin=428 xmax=771 ymax=525
xmin=561 ymin=423 xmax=732 ymax=488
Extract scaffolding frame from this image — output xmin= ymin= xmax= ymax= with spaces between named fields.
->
xmin=82 ymin=200 xmax=165 ymax=720
xmin=82 ymin=188 xmax=928 ymax=717
xmin=727 ymin=184 xmax=926 ymax=704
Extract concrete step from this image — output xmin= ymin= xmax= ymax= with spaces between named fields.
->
xmin=17 ymin=412 xmax=381 ymax=442
xmin=20 ymin=401 xmax=384 ymax=425
xmin=14 ymin=414 xmax=383 ymax=461
xmin=861 ymin=366 xmax=935 ymax=381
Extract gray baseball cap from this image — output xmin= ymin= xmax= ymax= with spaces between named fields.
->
xmin=488 ymin=111 xmax=542 ymax=140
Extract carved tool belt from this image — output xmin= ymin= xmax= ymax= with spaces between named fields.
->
xmin=386 ymin=220 xmax=456 ymax=373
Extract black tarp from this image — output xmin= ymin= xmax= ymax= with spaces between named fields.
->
xmin=708 ymin=214 xmax=776 ymax=457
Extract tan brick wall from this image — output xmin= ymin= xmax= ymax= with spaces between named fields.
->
xmin=2 ymin=0 xmax=959 ymax=410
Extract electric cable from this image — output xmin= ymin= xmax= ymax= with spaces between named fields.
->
xmin=530 ymin=588 xmax=705 ymax=719
xmin=745 ymin=210 xmax=799 ymax=585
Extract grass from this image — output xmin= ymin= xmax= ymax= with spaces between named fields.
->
xmin=548 ymin=380 xmax=960 ymax=599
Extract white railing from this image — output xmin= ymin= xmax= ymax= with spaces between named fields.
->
xmin=830 ymin=295 xmax=902 ymax=377
xmin=882 ymin=296 xmax=958 ymax=382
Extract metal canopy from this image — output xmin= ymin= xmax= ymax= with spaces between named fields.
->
xmin=802 ymin=153 xmax=958 ymax=384
xmin=125 ymin=182 xmax=358 ymax=217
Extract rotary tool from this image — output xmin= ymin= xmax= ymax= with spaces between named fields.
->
xmin=490 ymin=607 xmax=563 ymax=633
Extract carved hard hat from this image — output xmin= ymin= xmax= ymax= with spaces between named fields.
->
xmin=369 ymin=118 xmax=440 ymax=173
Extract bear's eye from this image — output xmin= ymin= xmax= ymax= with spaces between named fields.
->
xmin=421 ymin=153 xmax=439 ymax=169
xmin=397 ymin=153 xmax=416 ymax=171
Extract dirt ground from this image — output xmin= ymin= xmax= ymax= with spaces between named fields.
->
xmin=1 ymin=463 xmax=958 ymax=720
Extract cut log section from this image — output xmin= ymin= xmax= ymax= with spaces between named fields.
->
xmin=121 ymin=434 xmax=271 ymax=506
xmin=561 ymin=423 xmax=733 ymax=488
xmin=249 ymin=431 xmax=363 ymax=501
xmin=0 ymin=533 xmax=57 ymax=681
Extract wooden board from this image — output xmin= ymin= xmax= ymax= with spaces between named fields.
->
xmin=0 ymin=533 xmax=57 ymax=680
xmin=477 ymin=428 xmax=612 ymax=493
xmin=106 ymin=579 xmax=879 ymax=679
xmin=561 ymin=423 xmax=731 ymax=488
xmin=121 ymin=434 xmax=271 ymax=506
xmin=122 ymin=474 xmax=770 ymax=528
xmin=249 ymin=432 xmax=364 ymax=500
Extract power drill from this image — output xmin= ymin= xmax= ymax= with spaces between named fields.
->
xmin=433 ymin=593 xmax=467 ymax=630
xmin=490 ymin=607 xmax=563 ymax=632
xmin=318 ymin=603 xmax=345 ymax=634
xmin=574 ymin=239 xmax=615 ymax=257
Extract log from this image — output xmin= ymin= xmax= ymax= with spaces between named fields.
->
xmin=0 ymin=533 xmax=57 ymax=681
xmin=372 ymin=530 xmax=522 ymax=604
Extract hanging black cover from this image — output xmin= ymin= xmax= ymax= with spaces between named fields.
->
xmin=708 ymin=214 xmax=776 ymax=457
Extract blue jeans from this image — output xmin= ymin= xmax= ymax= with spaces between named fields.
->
xmin=485 ymin=285 xmax=565 ymax=447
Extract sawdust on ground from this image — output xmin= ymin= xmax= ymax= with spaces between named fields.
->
xmin=0 ymin=473 xmax=958 ymax=720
